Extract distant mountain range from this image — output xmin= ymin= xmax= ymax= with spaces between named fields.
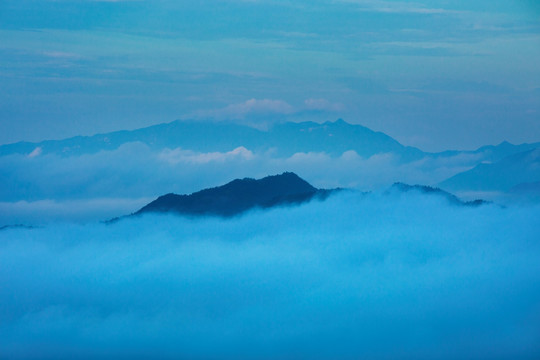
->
xmin=2 ymin=118 xmax=539 ymax=198
xmin=0 ymin=119 xmax=424 ymax=161
xmin=133 ymin=172 xmax=338 ymax=218
xmin=436 ymin=140 xmax=540 ymax=164
xmin=391 ymin=183 xmax=489 ymax=207
xmin=3 ymin=118 xmax=538 ymax=163
xmin=440 ymin=148 xmax=540 ymax=192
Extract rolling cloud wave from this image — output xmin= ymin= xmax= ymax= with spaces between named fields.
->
xmin=1 ymin=192 xmax=539 ymax=359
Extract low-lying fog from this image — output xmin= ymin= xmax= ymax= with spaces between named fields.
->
xmin=1 ymin=191 xmax=539 ymax=359
xmin=0 ymin=142 xmax=491 ymax=226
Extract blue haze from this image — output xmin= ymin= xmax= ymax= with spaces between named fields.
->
xmin=1 ymin=192 xmax=540 ymax=359
xmin=0 ymin=1 xmax=539 ymax=358
xmin=2 ymin=119 xmax=539 ymax=225
xmin=0 ymin=0 xmax=539 ymax=150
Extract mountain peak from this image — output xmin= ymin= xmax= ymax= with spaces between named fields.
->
xmin=134 ymin=172 xmax=336 ymax=218
xmin=497 ymin=140 xmax=513 ymax=147
xmin=391 ymin=182 xmax=489 ymax=207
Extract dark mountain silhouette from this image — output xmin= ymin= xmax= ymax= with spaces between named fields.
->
xmin=0 ymin=224 xmax=36 ymax=231
xmin=134 ymin=172 xmax=339 ymax=218
xmin=391 ymin=182 xmax=489 ymax=207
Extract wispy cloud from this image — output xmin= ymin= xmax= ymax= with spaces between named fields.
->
xmin=158 ymin=146 xmax=255 ymax=165
xmin=27 ymin=147 xmax=42 ymax=158
xmin=1 ymin=0 xmax=538 ymax=149
xmin=194 ymin=98 xmax=295 ymax=119
xmin=193 ymin=97 xmax=346 ymax=122
xmin=337 ymin=0 xmax=463 ymax=15
xmin=41 ymin=51 xmax=82 ymax=59
xmin=0 ymin=197 xmax=151 ymax=224
xmin=304 ymin=98 xmax=344 ymax=112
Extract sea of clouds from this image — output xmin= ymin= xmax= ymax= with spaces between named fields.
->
xmin=1 ymin=191 xmax=539 ymax=359
xmin=0 ymin=142 xmax=484 ymax=225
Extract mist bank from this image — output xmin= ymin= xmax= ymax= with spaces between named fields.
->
xmin=0 ymin=140 xmax=525 ymax=225
xmin=2 ymin=120 xmax=538 ymax=223
xmin=0 ymin=141 xmax=483 ymax=202
xmin=1 ymin=192 xmax=539 ymax=359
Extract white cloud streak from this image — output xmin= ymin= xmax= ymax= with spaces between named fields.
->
xmin=336 ymin=0 xmax=463 ymax=15
xmin=197 ymin=98 xmax=295 ymax=119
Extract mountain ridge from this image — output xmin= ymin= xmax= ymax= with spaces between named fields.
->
xmin=391 ymin=182 xmax=489 ymax=207
xmin=440 ymin=148 xmax=540 ymax=192
xmin=116 ymin=172 xmax=489 ymax=222
xmin=2 ymin=118 xmax=538 ymax=166
xmin=0 ymin=119 xmax=422 ymax=161
xmin=132 ymin=172 xmax=340 ymax=218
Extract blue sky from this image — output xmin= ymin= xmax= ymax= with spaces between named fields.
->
xmin=0 ymin=0 xmax=539 ymax=150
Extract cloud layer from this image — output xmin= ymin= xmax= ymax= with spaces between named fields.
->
xmin=0 ymin=142 xmax=485 ymax=224
xmin=1 ymin=192 xmax=539 ymax=359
